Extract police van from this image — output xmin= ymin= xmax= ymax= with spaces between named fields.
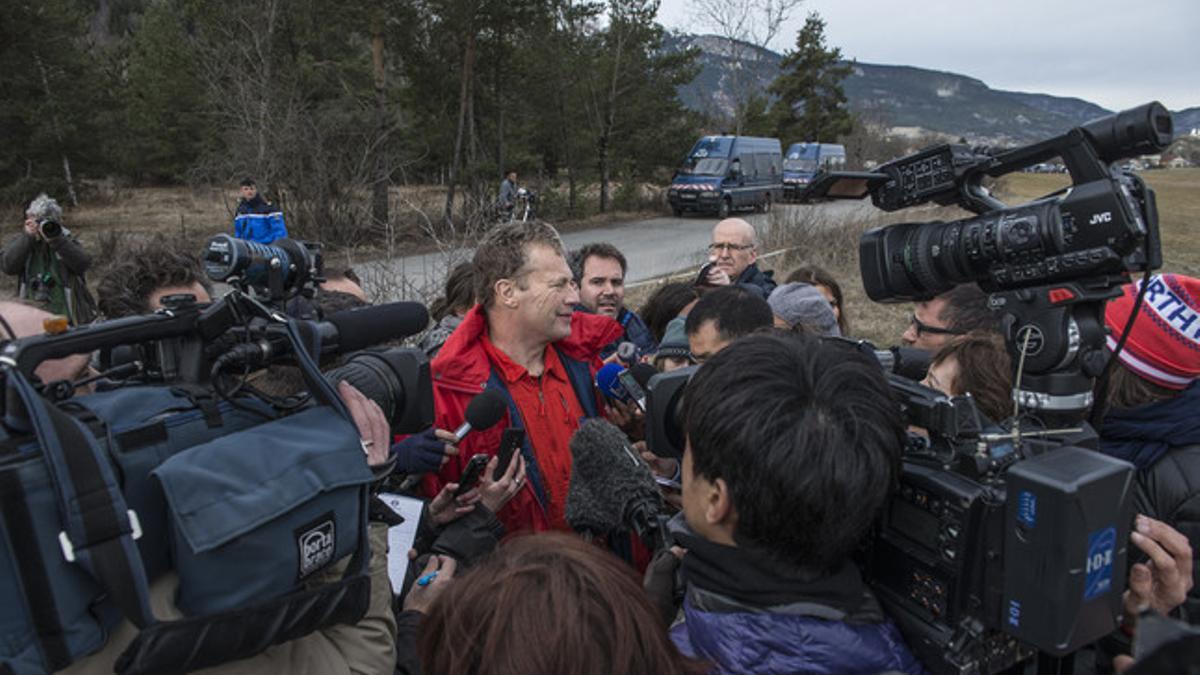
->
xmin=668 ymin=136 xmax=783 ymax=218
xmin=782 ymin=142 xmax=846 ymax=201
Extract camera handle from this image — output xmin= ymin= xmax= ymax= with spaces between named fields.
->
xmin=990 ymin=276 xmax=1125 ymax=426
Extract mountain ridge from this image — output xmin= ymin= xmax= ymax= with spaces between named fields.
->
xmin=667 ymin=33 xmax=1196 ymax=145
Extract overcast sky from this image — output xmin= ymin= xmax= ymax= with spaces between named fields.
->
xmin=657 ymin=0 xmax=1199 ymax=111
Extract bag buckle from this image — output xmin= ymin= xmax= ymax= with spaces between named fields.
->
xmin=59 ymin=509 xmax=143 ymax=562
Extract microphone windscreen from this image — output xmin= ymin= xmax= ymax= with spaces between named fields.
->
xmin=595 ymin=362 xmax=627 ymax=401
xmin=566 ymin=419 xmax=660 ymax=537
xmin=325 ymin=302 xmax=430 ymax=352
xmin=629 ymin=363 xmax=658 ymax=388
xmin=464 ymin=389 xmax=508 ymax=431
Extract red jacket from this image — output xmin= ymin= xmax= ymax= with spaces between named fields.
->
xmin=423 ymin=305 xmax=623 ymax=534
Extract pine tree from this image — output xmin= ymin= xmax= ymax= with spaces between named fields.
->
xmin=768 ymin=12 xmax=853 ymax=143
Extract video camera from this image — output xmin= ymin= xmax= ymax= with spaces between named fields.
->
xmin=648 ymin=102 xmax=1174 ymax=674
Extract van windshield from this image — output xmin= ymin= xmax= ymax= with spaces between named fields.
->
xmin=682 ymin=158 xmax=729 ymax=176
xmin=784 ymin=158 xmax=818 ymax=172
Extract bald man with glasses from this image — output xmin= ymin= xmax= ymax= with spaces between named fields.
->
xmin=698 ymin=218 xmax=777 ymax=299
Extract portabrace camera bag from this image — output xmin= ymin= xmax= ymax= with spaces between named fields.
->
xmin=0 ymin=319 xmax=375 ymax=675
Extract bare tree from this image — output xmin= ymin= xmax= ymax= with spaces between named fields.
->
xmin=692 ymin=0 xmax=804 ymax=134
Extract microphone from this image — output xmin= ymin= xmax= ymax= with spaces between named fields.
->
xmin=453 ymin=389 xmax=508 ymax=442
xmin=213 ymin=301 xmax=430 ymax=370
xmin=616 ymin=341 xmax=639 ymax=366
xmin=595 ymin=362 xmax=629 ymax=402
xmin=566 ymin=419 xmax=665 ymax=549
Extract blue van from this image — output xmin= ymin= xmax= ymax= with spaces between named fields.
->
xmin=782 ymin=143 xmax=846 ymax=200
xmin=668 ymin=136 xmax=783 ymax=218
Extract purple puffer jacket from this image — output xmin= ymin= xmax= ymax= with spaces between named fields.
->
xmin=671 ymin=596 xmax=926 ymax=675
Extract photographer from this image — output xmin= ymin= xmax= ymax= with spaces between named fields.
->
xmin=96 ymin=238 xmax=213 ymax=318
xmin=652 ymin=332 xmax=924 ymax=673
xmin=684 ymin=285 xmax=772 ymax=364
xmin=901 ymin=283 xmax=998 ymax=352
xmin=1098 ymin=273 xmax=1200 ymax=623
xmin=2 ymin=194 xmax=95 ymax=325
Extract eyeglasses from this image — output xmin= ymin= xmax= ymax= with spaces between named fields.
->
xmin=707 ymin=242 xmax=753 ymax=253
xmin=909 ymin=314 xmax=966 ymax=337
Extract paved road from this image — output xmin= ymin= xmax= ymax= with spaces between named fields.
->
xmin=363 ymin=200 xmax=878 ymax=301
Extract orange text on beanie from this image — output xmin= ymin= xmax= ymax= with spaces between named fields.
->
xmin=1104 ymin=273 xmax=1200 ymax=390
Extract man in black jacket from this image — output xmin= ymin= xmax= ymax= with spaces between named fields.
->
xmin=697 ymin=218 xmax=776 ymax=299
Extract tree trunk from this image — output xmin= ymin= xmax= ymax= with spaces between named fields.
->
xmin=34 ymin=53 xmax=77 ymax=206
xmin=370 ymin=12 xmax=389 ymax=228
xmin=444 ymin=31 xmax=477 ymax=227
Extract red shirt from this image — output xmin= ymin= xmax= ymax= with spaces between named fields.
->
xmin=481 ymin=334 xmax=586 ymax=531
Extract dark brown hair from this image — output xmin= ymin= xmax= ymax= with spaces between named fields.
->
xmin=931 ymin=331 xmax=1014 ymax=423
xmin=417 ymin=533 xmax=706 ymax=675
xmin=785 ymin=264 xmax=850 ymax=336
xmin=473 ymin=220 xmax=565 ymax=309
xmin=96 ymin=237 xmax=212 ymax=319
xmin=1104 ymin=359 xmax=1177 ymax=409
xmin=639 ymin=282 xmax=699 ymax=342
xmin=575 ymin=242 xmax=628 ymax=278
xmin=429 ymin=261 xmax=477 ymax=321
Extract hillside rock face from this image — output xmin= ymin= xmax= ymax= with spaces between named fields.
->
xmin=666 ymin=33 xmax=1191 ymax=144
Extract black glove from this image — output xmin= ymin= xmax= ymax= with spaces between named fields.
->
xmin=391 ymin=428 xmax=448 ymax=475
xmin=643 ymin=546 xmax=685 ymax=626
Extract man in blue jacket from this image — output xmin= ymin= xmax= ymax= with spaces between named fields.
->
xmin=665 ymin=331 xmax=925 ymax=674
xmin=232 ymin=177 xmax=288 ymax=244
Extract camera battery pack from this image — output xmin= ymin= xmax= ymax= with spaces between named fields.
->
xmin=1002 ymin=445 xmax=1134 ymax=655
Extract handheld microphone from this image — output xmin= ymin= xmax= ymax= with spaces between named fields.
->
xmin=596 ymin=362 xmax=629 ymax=402
xmin=616 ymin=341 xmax=639 ymax=366
xmin=453 ymin=389 xmax=508 ymax=442
xmin=566 ymin=419 xmax=665 ymax=549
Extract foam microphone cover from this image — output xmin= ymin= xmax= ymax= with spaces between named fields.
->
xmin=616 ymin=341 xmax=638 ymax=365
xmin=465 ymin=389 xmax=508 ymax=431
xmin=324 ymin=302 xmax=430 ymax=352
xmin=566 ymin=419 xmax=661 ymax=537
xmin=595 ymin=362 xmax=627 ymax=401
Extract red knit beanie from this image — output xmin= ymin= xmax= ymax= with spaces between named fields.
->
xmin=1104 ymin=274 xmax=1200 ymax=390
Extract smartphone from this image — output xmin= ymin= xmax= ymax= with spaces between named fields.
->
xmin=493 ymin=428 xmax=525 ymax=480
xmin=454 ymin=454 xmax=490 ymax=497
xmin=617 ymin=369 xmax=647 ymax=411
xmin=693 ymin=261 xmax=716 ymax=287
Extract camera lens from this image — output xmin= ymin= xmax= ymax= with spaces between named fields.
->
xmin=39 ymin=220 xmax=63 ymax=238
xmin=322 ymin=349 xmax=433 ymax=434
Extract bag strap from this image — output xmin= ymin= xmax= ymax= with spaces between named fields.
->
xmin=4 ymin=368 xmax=157 ymax=631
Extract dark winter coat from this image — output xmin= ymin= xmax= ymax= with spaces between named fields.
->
xmin=1 ymin=230 xmax=95 ymax=325
xmin=735 ymin=262 xmax=777 ymax=300
xmin=1099 ymin=381 xmax=1200 ymax=623
xmin=669 ymin=522 xmax=925 ymax=675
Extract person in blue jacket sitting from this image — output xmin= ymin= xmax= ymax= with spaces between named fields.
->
xmin=656 ymin=331 xmax=926 ymax=675
xmin=232 ymin=177 xmax=288 ymax=244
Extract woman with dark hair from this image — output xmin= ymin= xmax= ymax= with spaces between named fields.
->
xmin=922 ymin=331 xmax=1013 ymax=423
xmin=419 ymin=262 xmax=476 ymax=358
xmin=416 ymin=533 xmax=706 ymax=675
xmin=785 ymin=264 xmax=850 ymax=336
xmin=639 ymin=281 xmax=699 ymax=344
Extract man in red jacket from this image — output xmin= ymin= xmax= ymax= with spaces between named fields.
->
xmin=425 ymin=221 xmax=623 ymax=534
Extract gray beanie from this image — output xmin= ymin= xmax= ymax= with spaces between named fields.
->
xmin=656 ymin=316 xmax=690 ymax=359
xmin=768 ymin=283 xmax=841 ymax=337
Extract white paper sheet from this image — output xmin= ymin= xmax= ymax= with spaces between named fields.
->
xmin=377 ymin=492 xmax=425 ymax=596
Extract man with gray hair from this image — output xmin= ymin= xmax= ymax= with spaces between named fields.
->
xmin=2 ymin=194 xmax=95 ymax=324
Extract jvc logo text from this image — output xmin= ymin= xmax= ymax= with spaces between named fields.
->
xmin=1089 ymin=212 xmax=1113 ymax=225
